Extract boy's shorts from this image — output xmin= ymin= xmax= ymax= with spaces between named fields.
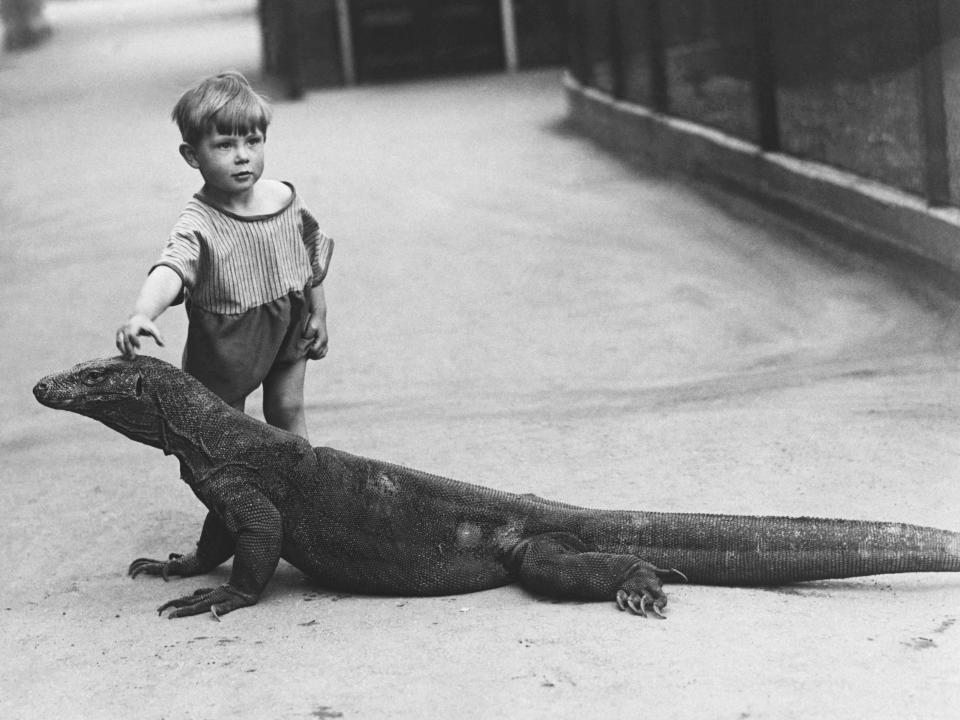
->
xmin=182 ymin=287 xmax=313 ymax=405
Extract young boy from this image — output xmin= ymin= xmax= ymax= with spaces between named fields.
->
xmin=116 ymin=71 xmax=333 ymax=441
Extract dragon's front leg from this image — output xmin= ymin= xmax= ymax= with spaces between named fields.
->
xmin=152 ymin=484 xmax=282 ymax=620
xmin=128 ymin=511 xmax=235 ymax=581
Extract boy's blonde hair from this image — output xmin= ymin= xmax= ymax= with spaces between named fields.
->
xmin=172 ymin=71 xmax=272 ymax=146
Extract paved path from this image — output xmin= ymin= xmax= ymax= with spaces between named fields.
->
xmin=2 ymin=1 xmax=959 ymax=718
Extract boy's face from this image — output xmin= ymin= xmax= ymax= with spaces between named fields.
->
xmin=179 ymin=129 xmax=266 ymax=197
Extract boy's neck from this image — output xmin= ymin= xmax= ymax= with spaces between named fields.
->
xmin=198 ymin=179 xmax=290 ymax=217
xmin=199 ymin=183 xmax=260 ymax=216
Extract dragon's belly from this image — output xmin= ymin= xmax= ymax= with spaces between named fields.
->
xmin=281 ymin=533 xmax=515 ymax=596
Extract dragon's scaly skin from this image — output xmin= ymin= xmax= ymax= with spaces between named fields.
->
xmin=34 ymin=357 xmax=960 ymax=619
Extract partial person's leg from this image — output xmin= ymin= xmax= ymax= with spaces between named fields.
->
xmin=261 ymin=358 xmax=309 ymax=439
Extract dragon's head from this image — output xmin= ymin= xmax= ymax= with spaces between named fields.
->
xmin=35 ymin=356 xmax=289 ymax=476
xmin=33 ymin=356 xmax=184 ymax=449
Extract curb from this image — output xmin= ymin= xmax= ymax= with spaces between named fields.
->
xmin=564 ymin=72 xmax=960 ymax=295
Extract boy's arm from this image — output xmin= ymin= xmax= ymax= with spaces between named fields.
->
xmin=297 ymin=206 xmax=332 ymax=360
xmin=116 ymin=265 xmax=184 ymax=359
xmin=303 ymin=282 xmax=328 ymax=360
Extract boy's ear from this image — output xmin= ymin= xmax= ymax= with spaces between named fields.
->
xmin=179 ymin=143 xmax=200 ymax=169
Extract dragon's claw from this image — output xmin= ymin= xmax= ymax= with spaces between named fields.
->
xmin=156 ymin=588 xmax=211 ymax=615
xmin=157 ymin=585 xmax=257 ymax=620
xmin=614 ymin=561 xmax=671 ymax=618
xmin=660 ymin=567 xmax=688 ymax=584
xmin=129 ymin=553 xmax=196 ymax=581
xmin=616 ymin=589 xmax=666 ymax=618
xmin=628 ymin=592 xmax=647 ymax=617
xmin=129 ymin=557 xmax=170 ymax=580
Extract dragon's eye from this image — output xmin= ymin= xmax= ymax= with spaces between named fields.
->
xmin=82 ymin=369 xmax=106 ymax=386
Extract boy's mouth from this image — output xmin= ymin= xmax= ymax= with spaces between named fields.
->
xmin=233 ymin=172 xmax=253 ymax=180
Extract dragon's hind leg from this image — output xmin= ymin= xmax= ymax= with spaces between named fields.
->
xmin=508 ymin=532 xmax=685 ymax=617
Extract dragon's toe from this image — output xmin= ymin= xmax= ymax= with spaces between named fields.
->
xmin=157 ymin=584 xmax=257 ymax=620
xmin=129 ymin=552 xmax=202 ymax=581
xmin=129 ymin=555 xmax=180 ymax=580
xmin=616 ymin=589 xmax=667 ymax=618
xmin=614 ymin=561 xmax=671 ymax=618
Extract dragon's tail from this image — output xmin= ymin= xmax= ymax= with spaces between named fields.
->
xmin=603 ymin=512 xmax=960 ymax=585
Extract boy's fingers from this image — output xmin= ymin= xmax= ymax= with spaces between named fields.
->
xmin=309 ymin=336 xmax=328 ymax=359
xmin=117 ymin=333 xmax=137 ymax=360
xmin=140 ymin=324 xmax=165 ymax=347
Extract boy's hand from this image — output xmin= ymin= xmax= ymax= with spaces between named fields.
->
xmin=303 ymin=312 xmax=328 ymax=360
xmin=117 ymin=314 xmax=165 ymax=359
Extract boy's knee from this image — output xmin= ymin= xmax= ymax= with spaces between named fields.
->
xmin=262 ymin=388 xmax=305 ymax=431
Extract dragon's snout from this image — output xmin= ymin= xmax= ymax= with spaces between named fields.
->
xmin=33 ymin=377 xmax=67 ymax=408
xmin=33 ymin=379 xmax=51 ymax=403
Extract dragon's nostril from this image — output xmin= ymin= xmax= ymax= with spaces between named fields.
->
xmin=33 ymin=381 xmax=48 ymax=399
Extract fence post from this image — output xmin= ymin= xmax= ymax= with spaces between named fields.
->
xmin=500 ymin=0 xmax=518 ymax=73
xmin=282 ymin=0 xmax=304 ymax=99
xmin=607 ymin=0 xmax=624 ymax=99
xmin=645 ymin=0 xmax=667 ymax=112
xmin=568 ymin=0 xmax=591 ymax=86
xmin=335 ymin=0 xmax=356 ymax=85
xmin=0 ymin=0 xmax=51 ymax=50
xmin=916 ymin=0 xmax=951 ymax=206
xmin=751 ymin=0 xmax=779 ymax=151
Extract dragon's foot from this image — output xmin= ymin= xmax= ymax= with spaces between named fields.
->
xmin=129 ymin=553 xmax=201 ymax=581
xmin=615 ymin=563 xmax=687 ymax=618
xmin=616 ymin=588 xmax=666 ymax=618
xmin=157 ymin=584 xmax=258 ymax=620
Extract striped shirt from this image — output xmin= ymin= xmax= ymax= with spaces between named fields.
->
xmin=153 ymin=183 xmax=334 ymax=315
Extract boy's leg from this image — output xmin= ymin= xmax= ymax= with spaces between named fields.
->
xmin=261 ymin=358 xmax=309 ymax=439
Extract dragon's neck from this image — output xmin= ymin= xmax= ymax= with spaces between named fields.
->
xmin=152 ymin=387 xmax=302 ymax=485
xmin=155 ymin=391 xmax=256 ymax=479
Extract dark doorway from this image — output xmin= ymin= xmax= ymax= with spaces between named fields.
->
xmin=350 ymin=0 xmax=506 ymax=81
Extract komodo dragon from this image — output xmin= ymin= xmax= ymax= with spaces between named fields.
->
xmin=34 ymin=356 xmax=960 ymax=620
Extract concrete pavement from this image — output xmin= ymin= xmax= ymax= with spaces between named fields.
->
xmin=2 ymin=1 xmax=959 ymax=718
